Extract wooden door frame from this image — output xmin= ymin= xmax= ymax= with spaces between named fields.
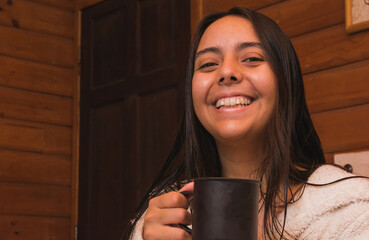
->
xmin=71 ymin=9 xmax=81 ymax=240
xmin=72 ymin=1 xmax=105 ymax=240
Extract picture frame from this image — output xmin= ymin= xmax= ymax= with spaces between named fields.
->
xmin=345 ymin=0 xmax=369 ymax=33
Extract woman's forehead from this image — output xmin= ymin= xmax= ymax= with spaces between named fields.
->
xmin=197 ymin=16 xmax=260 ymax=52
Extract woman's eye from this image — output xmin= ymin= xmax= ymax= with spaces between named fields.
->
xmin=198 ymin=62 xmax=218 ymax=70
xmin=242 ymin=57 xmax=265 ymax=62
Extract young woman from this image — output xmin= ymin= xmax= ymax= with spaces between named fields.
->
xmin=126 ymin=7 xmax=369 ymax=239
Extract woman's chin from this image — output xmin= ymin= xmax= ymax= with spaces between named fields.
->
xmin=210 ymin=124 xmax=265 ymax=147
xmin=214 ymin=131 xmax=253 ymax=145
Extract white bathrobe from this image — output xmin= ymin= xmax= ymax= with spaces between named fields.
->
xmin=279 ymin=165 xmax=369 ymax=239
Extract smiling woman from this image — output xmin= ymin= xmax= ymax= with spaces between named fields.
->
xmin=125 ymin=7 xmax=369 ymax=240
xmin=192 ymin=16 xmax=277 ymax=154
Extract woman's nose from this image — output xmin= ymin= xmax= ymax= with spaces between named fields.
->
xmin=218 ymin=58 xmax=243 ymax=84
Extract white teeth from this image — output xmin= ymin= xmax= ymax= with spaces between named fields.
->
xmin=224 ymin=98 xmax=230 ymax=105
xmin=219 ymin=99 xmax=225 ymax=106
xmin=215 ymin=96 xmax=252 ymax=109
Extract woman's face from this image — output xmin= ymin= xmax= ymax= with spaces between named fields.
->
xmin=192 ymin=16 xmax=277 ymax=146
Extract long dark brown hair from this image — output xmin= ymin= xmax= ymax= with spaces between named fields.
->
xmin=124 ymin=7 xmax=325 ymax=239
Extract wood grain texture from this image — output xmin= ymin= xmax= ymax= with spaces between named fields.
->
xmin=260 ymin=0 xmax=344 ymax=37
xmin=191 ymin=0 xmax=203 ymax=35
xmin=77 ymin=0 xmax=103 ymax=9
xmin=79 ymin=1 xmax=189 ymax=239
xmin=292 ymin=24 xmax=369 ymax=74
xmin=312 ymin=104 xmax=369 ymax=153
xmin=138 ymin=0 xmax=177 ymax=73
xmin=0 ymin=26 xmax=74 ymax=67
xmin=0 ymin=182 xmax=70 ymax=216
xmin=202 ymin=0 xmax=282 ymax=15
xmin=190 ymin=0 xmax=282 ymax=34
xmin=0 ymin=215 xmax=69 ymax=240
xmin=305 ymin=60 xmax=369 ymax=113
xmin=0 ymin=0 xmax=75 ymax=238
xmin=0 ymin=0 xmax=74 ymax=38
xmin=0 ymin=149 xmax=71 ymax=185
xmin=0 ymin=55 xmax=73 ymax=96
xmin=0 ymin=86 xmax=72 ymax=126
xmin=70 ymin=8 xmax=80 ymax=240
xmin=0 ymin=118 xmax=72 ymax=155
xmin=27 ymin=0 xmax=74 ymax=11
xmin=137 ymin=88 xmax=179 ymax=199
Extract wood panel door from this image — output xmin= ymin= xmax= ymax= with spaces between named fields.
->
xmin=78 ymin=0 xmax=190 ymax=239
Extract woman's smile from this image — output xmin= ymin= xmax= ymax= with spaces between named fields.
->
xmin=215 ymin=95 xmax=253 ymax=109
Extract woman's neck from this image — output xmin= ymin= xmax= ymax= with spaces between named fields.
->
xmin=217 ymin=139 xmax=263 ymax=180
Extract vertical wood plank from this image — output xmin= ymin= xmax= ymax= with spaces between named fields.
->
xmin=138 ymin=0 xmax=176 ymax=73
xmin=137 ymin=87 xmax=179 ymax=198
xmin=70 ymin=6 xmax=81 ymax=240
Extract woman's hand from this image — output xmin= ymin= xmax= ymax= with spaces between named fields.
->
xmin=143 ymin=182 xmax=194 ymax=240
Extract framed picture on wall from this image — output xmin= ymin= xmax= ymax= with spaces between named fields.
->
xmin=345 ymin=0 xmax=369 ymax=33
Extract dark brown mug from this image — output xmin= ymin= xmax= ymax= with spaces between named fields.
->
xmin=180 ymin=178 xmax=260 ymax=240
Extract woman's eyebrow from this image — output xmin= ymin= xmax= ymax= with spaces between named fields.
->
xmin=236 ymin=42 xmax=262 ymax=51
xmin=195 ymin=47 xmax=221 ymax=60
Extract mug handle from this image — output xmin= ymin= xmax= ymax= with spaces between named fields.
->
xmin=178 ymin=190 xmax=193 ymax=235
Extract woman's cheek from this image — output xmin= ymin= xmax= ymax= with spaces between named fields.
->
xmin=192 ymin=74 xmax=210 ymax=119
xmin=192 ymin=81 xmax=203 ymax=114
xmin=192 ymin=74 xmax=209 ymax=101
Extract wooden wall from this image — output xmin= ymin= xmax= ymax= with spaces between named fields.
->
xmin=191 ymin=0 xmax=369 ymax=164
xmin=0 ymin=0 xmax=77 ymax=239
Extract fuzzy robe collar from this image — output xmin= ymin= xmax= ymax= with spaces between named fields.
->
xmin=279 ymin=165 xmax=369 ymax=239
